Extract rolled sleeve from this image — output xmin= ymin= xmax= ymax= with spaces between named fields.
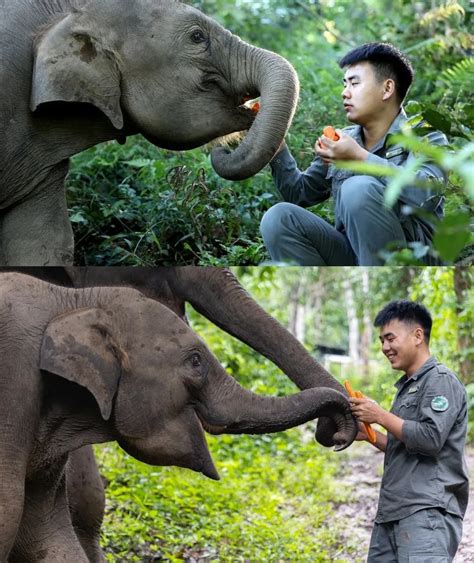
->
xmin=270 ymin=146 xmax=331 ymax=207
xmin=402 ymin=375 xmax=463 ymax=456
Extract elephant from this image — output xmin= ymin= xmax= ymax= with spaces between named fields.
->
xmin=0 ymin=271 xmax=355 ymax=561
xmin=0 ymin=0 xmax=299 ymax=266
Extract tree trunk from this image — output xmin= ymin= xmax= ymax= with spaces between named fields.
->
xmin=360 ymin=269 xmax=372 ymax=382
xmin=453 ymin=267 xmax=472 ymax=385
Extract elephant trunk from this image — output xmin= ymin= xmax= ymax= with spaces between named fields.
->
xmin=171 ymin=268 xmax=345 ymax=393
xmin=210 ymin=42 xmax=299 ymax=180
xmin=196 ymin=373 xmax=357 ymax=451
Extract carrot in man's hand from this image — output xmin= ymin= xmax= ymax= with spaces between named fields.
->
xmin=322 ymin=125 xmax=340 ymax=141
xmin=317 ymin=125 xmax=340 ymax=148
xmin=344 ymin=380 xmax=377 ymax=444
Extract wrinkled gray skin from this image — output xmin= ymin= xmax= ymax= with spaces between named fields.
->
xmin=0 ymin=0 xmax=299 ymax=266
xmin=0 ymin=272 xmax=355 ymax=561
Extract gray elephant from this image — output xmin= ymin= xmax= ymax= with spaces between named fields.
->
xmin=0 ymin=271 xmax=355 ymax=561
xmin=0 ymin=0 xmax=299 ymax=266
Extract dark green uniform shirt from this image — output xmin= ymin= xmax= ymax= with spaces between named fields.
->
xmin=375 ymin=356 xmax=469 ymax=524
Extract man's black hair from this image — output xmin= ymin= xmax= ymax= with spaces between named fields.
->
xmin=374 ymin=300 xmax=432 ymax=343
xmin=339 ymin=42 xmax=414 ymax=104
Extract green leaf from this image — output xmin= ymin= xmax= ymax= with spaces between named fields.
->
xmin=385 ymin=156 xmax=426 ymax=207
xmin=422 ymin=108 xmax=452 ymax=136
xmin=433 ymin=212 xmax=471 ymax=262
xmin=335 ymin=161 xmax=396 ymax=177
xmin=388 ymin=134 xmax=445 ymax=164
xmin=125 ymin=159 xmax=155 ymax=168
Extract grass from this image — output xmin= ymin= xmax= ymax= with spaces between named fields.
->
xmin=95 ymin=428 xmax=345 ymax=561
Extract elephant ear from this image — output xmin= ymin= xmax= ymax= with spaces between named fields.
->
xmin=31 ymin=14 xmax=123 ymax=129
xmin=40 ymin=308 xmax=128 ymax=420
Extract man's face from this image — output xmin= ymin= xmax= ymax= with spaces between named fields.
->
xmin=342 ymin=62 xmax=386 ymax=124
xmin=378 ymin=319 xmax=424 ymax=374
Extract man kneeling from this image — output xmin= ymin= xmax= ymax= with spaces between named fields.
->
xmin=261 ymin=42 xmax=447 ymax=266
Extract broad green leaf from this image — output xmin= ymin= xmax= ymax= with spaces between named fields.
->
xmin=433 ymin=212 xmax=471 ymax=262
xmin=388 ymin=134 xmax=445 ymax=164
xmin=335 ymin=161 xmax=396 ymax=177
xmin=385 ymin=157 xmax=426 ymax=207
xmin=422 ymin=108 xmax=452 ymax=136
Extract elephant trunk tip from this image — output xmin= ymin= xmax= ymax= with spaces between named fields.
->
xmin=210 ymin=144 xmax=277 ymax=181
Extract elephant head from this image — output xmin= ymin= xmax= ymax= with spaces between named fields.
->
xmin=31 ymin=0 xmax=299 ymax=180
xmin=39 ymin=289 xmax=355 ymax=479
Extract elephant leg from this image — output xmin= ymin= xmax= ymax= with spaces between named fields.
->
xmin=1 ymin=166 xmax=74 ymax=266
xmin=10 ymin=469 xmax=89 ymax=563
xmin=0 ymin=215 xmax=5 ymax=266
xmin=0 ymin=359 xmax=39 ymax=559
xmin=0 ymin=453 xmax=27 ymax=559
xmin=67 ymin=446 xmax=106 ymax=563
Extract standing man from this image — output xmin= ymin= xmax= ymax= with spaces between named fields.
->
xmin=350 ymin=300 xmax=469 ymax=561
xmin=260 ymin=43 xmax=447 ymax=265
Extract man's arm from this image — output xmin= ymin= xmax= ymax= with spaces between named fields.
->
xmin=356 ymin=422 xmax=388 ymax=452
xmin=350 ymin=373 xmax=465 ymax=457
xmin=270 ymin=143 xmax=332 ymax=207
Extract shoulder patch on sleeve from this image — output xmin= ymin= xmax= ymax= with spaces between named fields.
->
xmin=431 ymin=396 xmax=449 ymax=412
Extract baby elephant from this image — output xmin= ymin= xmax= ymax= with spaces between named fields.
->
xmin=0 ymin=273 xmax=354 ymax=561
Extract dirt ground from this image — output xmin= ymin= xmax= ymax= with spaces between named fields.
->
xmin=329 ymin=443 xmax=474 ymax=561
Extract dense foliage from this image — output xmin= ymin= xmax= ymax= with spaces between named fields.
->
xmin=98 ymin=267 xmax=473 ymax=559
xmin=67 ymin=0 xmax=473 ymax=265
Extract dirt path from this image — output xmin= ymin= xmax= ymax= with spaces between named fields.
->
xmin=328 ymin=444 xmax=474 ymax=561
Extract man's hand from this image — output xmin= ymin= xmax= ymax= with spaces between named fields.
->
xmin=350 ymin=396 xmax=405 ymax=444
xmin=349 ymin=396 xmax=385 ymax=424
xmin=315 ymin=130 xmax=368 ymax=164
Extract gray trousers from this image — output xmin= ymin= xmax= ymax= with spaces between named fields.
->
xmin=368 ymin=508 xmax=463 ymax=562
xmin=260 ymin=175 xmax=433 ymax=266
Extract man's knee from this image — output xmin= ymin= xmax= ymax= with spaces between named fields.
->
xmin=339 ymin=175 xmax=385 ymax=213
xmin=260 ymin=202 xmax=299 ymax=242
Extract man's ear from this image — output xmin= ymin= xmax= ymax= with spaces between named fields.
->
xmin=413 ymin=326 xmax=425 ymax=346
xmin=40 ymin=308 xmax=129 ymax=420
xmin=31 ymin=14 xmax=123 ymax=129
xmin=382 ymin=78 xmax=396 ymax=102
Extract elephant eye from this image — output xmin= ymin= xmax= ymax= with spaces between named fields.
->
xmin=190 ymin=353 xmax=202 ymax=368
xmin=190 ymin=29 xmax=206 ymax=44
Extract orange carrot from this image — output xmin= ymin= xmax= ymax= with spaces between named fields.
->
xmin=323 ymin=125 xmax=340 ymax=141
xmin=344 ymin=380 xmax=377 ymax=444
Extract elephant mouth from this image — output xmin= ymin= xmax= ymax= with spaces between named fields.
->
xmin=235 ymin=92 xmax=260 ymax=116
xmin=237 ymin=95 xmax=260 ymax=112
xmin=196 ymin=411 xmax=227 ymax=435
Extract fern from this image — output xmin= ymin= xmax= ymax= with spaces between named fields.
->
xmin=440 ymin=58 xmax=474 ymax=90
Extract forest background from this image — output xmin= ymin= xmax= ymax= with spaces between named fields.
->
xmin=98 ymin=265 xmax=473 ymax=560
xmin=68 ymin=0 xmax=473 ymax=266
